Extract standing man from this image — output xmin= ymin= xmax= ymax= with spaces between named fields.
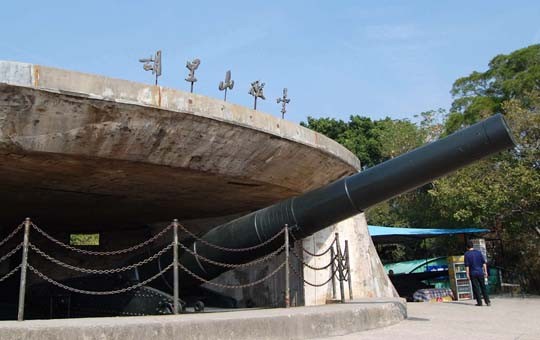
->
xmin=465 ymin=240 xmax=491 ymax=306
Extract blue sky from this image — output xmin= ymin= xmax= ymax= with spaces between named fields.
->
xmin=1 ymin=1 xmax=539 ymax=123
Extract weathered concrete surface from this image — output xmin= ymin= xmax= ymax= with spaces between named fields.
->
xmin=0 ymin=61 xmax=400 ymax=308
xmin=0 ymin=298 xmax=406 ymax=340
xmin=302 ymin=214 xmax=398 ymax=305
xmin=320 ymin=297 xmax=540 ymax=340
xmin=202 ymin=214 xmax=398 ymax=308
xmin=0 ymin=60 xmax=359 ymax=230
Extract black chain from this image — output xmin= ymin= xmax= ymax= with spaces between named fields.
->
xmin=178 ymin=223 xmax=286 ymax=252
xmin=29 ymin=242 xmax=173 ymax=274
xmin=289 ymin=262 xmax=339 ymax=287
xmin=290 ymin=248 xmax=336 ymax=271
xmin=0 ymin=224 xmax=23 ymax=248
xmin=31 ymin=223 xmax=171 ymax=256
xmin=290 ymin=231 xmax=337 ymax=257
xmin=177 ymin=261 xmax=286 ymax=289
xmin=28 ymin=263 xmax=173 ymax=295
xmin=0 ymin=264 xmax=21 ymax=283
xmin=178 ymin=242 xmax=285 ymax=269
xmin=0 ymin=243 xmax=23 ymax=264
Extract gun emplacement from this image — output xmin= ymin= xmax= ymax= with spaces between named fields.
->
xmin=149 ymin=113 xmax=516 ymax=290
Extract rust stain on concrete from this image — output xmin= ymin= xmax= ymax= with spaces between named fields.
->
xmin=33 ymin=65 xmax=40 ymax=87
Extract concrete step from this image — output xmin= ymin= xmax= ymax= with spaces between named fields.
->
xmin=0 ymin=298 xmax=406 ymax=340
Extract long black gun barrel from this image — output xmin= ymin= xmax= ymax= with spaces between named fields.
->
xmin=158 ymin=114 xmax=515 ymax=290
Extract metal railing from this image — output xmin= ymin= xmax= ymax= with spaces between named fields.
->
xmin=0 ymin=219 xmax=353 ymax=320
xmin=0 ymin=218 xmax=177 ymax=320
xmin=290 ymin=232 xmax=353 ymax=303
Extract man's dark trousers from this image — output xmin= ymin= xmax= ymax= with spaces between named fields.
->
xmin=471 ymin=275 xmax=490 ymax=305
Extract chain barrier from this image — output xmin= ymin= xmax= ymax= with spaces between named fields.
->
xmin=29 ymin=242 xmax=174 ymax=275
xmin=178 ymin=241 xmax=285 ymax=269
xmin=0 ymin=243 xmax=23 ymax=264
xmin=27 ymin=263 xmax=173 ymax=295
xmin=177 ymin=222 xmax=285 ymax=252
xmin=0 ymin=264 xmax=21 ymax=283
xmin=0 ymin=224 xmax=24 ymax=248
xmin=289 ymin=262 xmax=339 ymax=287
xmin=175 ymin=224 xmax=288 ymax=288
xmin=2 ymin=219 xmax=297 ymax=320
xmin=289 ymin=232 xmax=353 ymax=301
xmin=289 ymin=230 xmax=336 ymax=257
xmin=300 ymin=240 xmax=336 ymax=257
xmin=2 ymin=217 xmax=353 ymax=319
xmin=31 ymin=222 xmax=171 ymax=256
xmin=290 ymin=247 xmax=337 ymax=271
xmin=178 ymin=260 xmax=286 ymax=289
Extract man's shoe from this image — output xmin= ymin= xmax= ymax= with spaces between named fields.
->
xmin=486 ymin=302 xmax=491 ymax=306
xmin=475 ymin=303 xmax=483 ymax=306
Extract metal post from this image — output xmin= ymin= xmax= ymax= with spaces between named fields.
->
xmin=17 ymin=218 xmax=31 ymax=321
xmin=335 ymin=233 xmax=345 ymax=303
xmin=345 ymin=240 xmax=353 ymax=300
xmin=284 ymin=224 xmax=290 ymax=308
xmin=172 ymin=219 xmax=179 ymax=314
xmin=330 ymin=244 xmax=337 ymax=300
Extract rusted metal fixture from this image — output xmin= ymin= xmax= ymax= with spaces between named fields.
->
xmin=331 ymin=246 xmax=337 ymax=299
xmin=172 ymin=219 xmax=179 ymax=315
xmin=335 ymin=233 xmax=345 ymax=303
xmin=344 ymin=240 xmax=353 ymax=300
xmin=139 ymin=50 xmax=162 ymax=85
xmin=249 ymin=80 xmax=265 ymax=110
xmin=17 ymin=218 xmax=31 ymax=321
xmin=218 ymin=70 xmax=234 ymax=101
xmin=284 ymin=224 xmax=290 ymax=308
xmin=276 ymin=88 xmax=290 ymax=119
xmin=185 ymin=58 xmax=201 ymax=93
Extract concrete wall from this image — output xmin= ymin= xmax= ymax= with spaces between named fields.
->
xmin=1 ymin=60 xmax=361 ymax=230
xmin=208 ymin=213 xmax=397 ymax=307
xmin=302 ymin=214 xmax=398 ymax=305
xmin=203 ymin=239 xmax=305 ymax=308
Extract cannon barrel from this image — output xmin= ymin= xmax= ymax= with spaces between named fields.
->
xmin=158 ymin=114 xmax=515 ymax=290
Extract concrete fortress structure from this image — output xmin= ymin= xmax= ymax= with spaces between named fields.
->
xmin=0 ymin=60 xmax=397 ymax=309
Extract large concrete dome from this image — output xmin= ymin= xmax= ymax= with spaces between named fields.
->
xmin=0 ymin=61 xmax=360 ymax=230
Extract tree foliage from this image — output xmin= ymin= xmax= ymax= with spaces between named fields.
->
xmin=430 ymin=94 xmax=540 ymax=291
xmin=446 ymin=44 xmax=540 ymax=133
xmin=302 ymin=45 xmax=540 ymax=292
xmin=301 ymin=115 xmax=424 ymax=168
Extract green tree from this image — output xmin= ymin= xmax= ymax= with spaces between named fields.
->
xmin=301 ymin=115 xmax=425 ymax=168
xmin=373 ymin=118 xmax=426 ymax=159
xmin=430 ymin=93 xmax=540 ymax=291
xmin=447 ymin=44 xmax=540 ymax=133
xmin=301 ymin=115 xmax=382 ymax=167
xmin=303 ymin=46 xmax=540 ymax=293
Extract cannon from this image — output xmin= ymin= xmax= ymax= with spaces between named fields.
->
xmin=3 ymin=113 xmax=515 ymax=319
xmin=144 ymin=113 xmax=516 ymax=293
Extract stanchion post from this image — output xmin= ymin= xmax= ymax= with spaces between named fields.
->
xmin=17 ymin=217 xmax=31 ymax=321
xmin=335 ymin=233 xmax=345 ymax=303
xmin=284 ymin=224 xmax=290 ymax=308
xmin=345 ymin=240 xmax=353 ymax=300
xmin=330 ymin=242 xmax=337 ymax=300
xmin=172 ymin=219 xmax=180 ymax=314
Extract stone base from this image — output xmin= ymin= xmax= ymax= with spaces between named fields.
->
xmin=0 ymin=298 xmax=406 ymax=340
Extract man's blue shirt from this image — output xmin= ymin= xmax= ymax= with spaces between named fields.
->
xmin=464 ymin=249 xmax=485 ymax=277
